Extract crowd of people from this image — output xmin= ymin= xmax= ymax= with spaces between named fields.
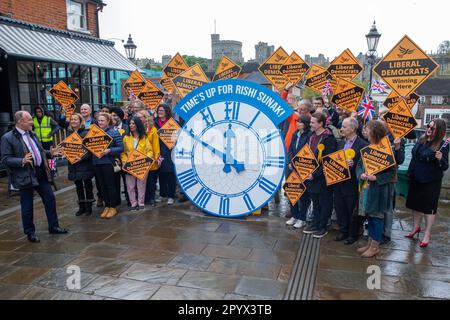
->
xmin=279 ymin=85 xmax=449 ymax=258
xmin=0 ymin=87 xmax=448 ymax=253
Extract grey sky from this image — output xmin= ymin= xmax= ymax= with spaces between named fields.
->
xmin=99 ymin=0 xmax=449 ymax=62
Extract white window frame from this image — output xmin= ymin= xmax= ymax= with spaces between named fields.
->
xmin=431 ymin=95 xmax=443 ymax=105
xmin=424 ymin=109 xmax=447 ymax=125
xmin=66 ymin=0 xmax=87 ymax=32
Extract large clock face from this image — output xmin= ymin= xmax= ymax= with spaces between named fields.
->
xmin=173 ymin=100 xmax=286 ymax=218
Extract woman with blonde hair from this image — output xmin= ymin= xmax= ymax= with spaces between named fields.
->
xmin=92 ymin=112 xmax=124 ymax=219
xmin=136 ymin=110 xmax=161 ymax=206
xmin=65 ymin=113 xmax=95 ymax=216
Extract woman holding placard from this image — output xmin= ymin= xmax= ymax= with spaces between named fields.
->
xmin=357 ymin=120 xmax=396 ymax=258
xmin=93 ymin=112 xmax=124 ymax=219
xmin=405 ymin=119 xmax=449 ymax=248
xmin=65 ymin=113 xmax=95 ymax=216
xmin=136 ymin=110 xmax=161 ymax=207
xmin=121 ymin=117 xmax=154 ymax=211
xmin=155 ymin=104 xmax=177 ymax=205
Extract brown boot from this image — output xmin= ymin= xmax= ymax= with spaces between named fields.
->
xmin=106 ymin=207 xmax=118 ymax=219
xmin=361 ymin=240 xmax=380 ymax=258
xmin=357 ymin=237 xmax=372 ymax=253
xmin=100 ymin=207 xmax=110 ymax=219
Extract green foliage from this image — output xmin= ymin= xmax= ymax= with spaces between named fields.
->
xmin=437 ymin=41 xmax=450 ymax=57
xmin=353 ymin=78 xmax=369 ymax=92
xmin=182 ymin=55 xmax=209 ymax=71
xmin=301 ymin=87 xmax=320 ymax=100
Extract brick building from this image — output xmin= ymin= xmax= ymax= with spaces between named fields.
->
xmin=0 ymin=0 xmax=135 ymax=129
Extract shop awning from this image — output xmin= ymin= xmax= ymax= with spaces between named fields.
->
xmin=0 ymin=17 xmax=136 ymax=71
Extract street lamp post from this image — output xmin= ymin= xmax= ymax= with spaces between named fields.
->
xmin=124 ymin=34 xmax=137 ymax=62
xmin=365 ymin=21 xmax=381 ymax=96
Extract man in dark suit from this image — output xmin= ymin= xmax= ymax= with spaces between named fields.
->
xmin=1 ymin=111 xmax=68 ymax=243
xmin=333 ymin=117 xmax=368 ymax=244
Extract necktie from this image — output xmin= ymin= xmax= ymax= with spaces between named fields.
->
xmin=25 ymin=132 xmax=42 ymax=167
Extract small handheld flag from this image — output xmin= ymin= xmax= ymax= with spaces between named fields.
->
xmin=357 ymin=95 xmax=375 ymax=121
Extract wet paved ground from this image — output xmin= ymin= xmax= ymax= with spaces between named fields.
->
xmin=0 ymin=168 xmax=448 ymax=300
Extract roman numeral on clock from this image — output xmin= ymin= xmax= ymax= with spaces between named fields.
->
xmin=193 ymin=188 xmax=211 ymax=209
xmin=259 ymin=177 xmax=277 ymax=194
xmin=219 ymin=197 xmax=230 ymax=216
xmin=264 ymin=156 xmax=285 ymax=168
xmin=261 ymin=131 xmax=280 ymax=144
xmin=243 ymin=194 xmax=255 ymax=211
xmin=178 ymin=169 xmax=199 ymax=190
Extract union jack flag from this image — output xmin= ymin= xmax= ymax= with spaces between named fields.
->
xmin=129 ymin=92 xmax=137 ymax=101
xmin=357 ymin=95 xmax=375 ymax=121
xmin=322 ymin=80 xmax=332 ymax=95
xmin=371 ymin=80 xmax=388 ymax=93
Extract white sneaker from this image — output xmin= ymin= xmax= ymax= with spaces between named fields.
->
xmin=294 ymin=220 xmax=307 ymax=229
xmin=286 ymin=217 xmax=297 ymax=226
xmin=155 ymin=197 xmax=164 ymax=203
xmin=167 ymin=198 xmax=174 ymax=205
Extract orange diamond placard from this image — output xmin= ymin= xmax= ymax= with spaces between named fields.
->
xmin=322 ymin=150 xmax=351 ymax=186
xmin=383 ymin=91 xmax=420 ymax=110
xmin=163 ymin=53 xmax=189 ymax=79
xmin=160 ymin=73 xmax=175 ymax=92
xmin=283 ymin=171 xmax=307 ymax=206
xmin=327 ymin=49 xmax=363 ymax=82
xmin=138 ymin=81 xmax=164 ymax=110
xmin=258 ymin=47 xmax=290 ymax=90
xmin=59 ymin=132 xmax=87 ymax=165
xmin=331 ymin=77 xmax=365 ymax=112
xmin=383 ymin=100 xmax=418 ymax=139
xmin=48 ymin=81 xmax=79 ymax=108
xmin=304 ymin=64 xmax=333 ymax=93
xmin=291 ymin=144 xmax=320 ymax=182
xmin=122 ymin=149 xmax=154 ymax=181
xmin=213 ymin=55 xmax=242 ymax=81
xmin=172 ymin=64 xmax=210 ymax=98
xmin=124 ymin=70 xmax=146 ymax=96
xmin=373 ymin=35 xmax=439 ymax=97
xmin=280 ymin=51 xmax=310 ymax=86
xmin=82 ymin=124 xmax=113 ymax=158
xmin=157 ymin=118 xmax=181 ymax=150
xmin=360 ymin=136 xmax=396 ymax=175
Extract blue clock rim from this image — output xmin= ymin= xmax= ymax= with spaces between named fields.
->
xmin=173 ymin=105 xmax=288 ymax=219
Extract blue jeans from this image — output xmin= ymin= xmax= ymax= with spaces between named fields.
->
xmin=19 ymin=167 xmax=59 ymax=235
xmin=368 ymin=217 xmax=384 ymax=242
xmin=292 ymin=191 xmax=311 ymax=221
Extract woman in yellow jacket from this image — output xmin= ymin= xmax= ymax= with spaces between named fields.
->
xmin=136 ymin=110 xmax=161 ymax=206
xmin=121 ymin=116 xmax=154 ymax=210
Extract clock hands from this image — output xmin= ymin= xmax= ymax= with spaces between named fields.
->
xmin=186 ymin=127 xmax=245 ymax=174
xmin=223 ymin=124 xmax=236 ymax=173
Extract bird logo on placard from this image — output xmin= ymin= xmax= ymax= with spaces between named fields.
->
xmin=397 ymin=46 xmax=415 ymax=58
xmin=274 ymin=53 xmax=285 ymax=63
xmin=190 ymin=69 xmax=201 ymax=78
xmin=339 ymin=57 xmax=350 ymax=63
xmin=339 ymin=83 xmax=348 ymax=91
xmin=174 ymin=59 xmax=183 ymax=67
xmin=221 ymin=62 xmax=229 ymax=68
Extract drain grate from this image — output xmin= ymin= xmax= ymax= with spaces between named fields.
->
xmin=284 ymin=234 xmax=321 ymax=300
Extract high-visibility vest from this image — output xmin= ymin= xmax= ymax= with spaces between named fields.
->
xmin=33 ymin=116 xmax=53 ymax=143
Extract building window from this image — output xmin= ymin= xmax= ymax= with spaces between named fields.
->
xmin=67 ymin=0 xmax=87 ymax=31
xmin=431 ymin=95 xmax=443 ymax=105
xmin=419 ymin=96 xmax=426 ymax=105
xmin=424 ymin=109 xmax=447 ymax=125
